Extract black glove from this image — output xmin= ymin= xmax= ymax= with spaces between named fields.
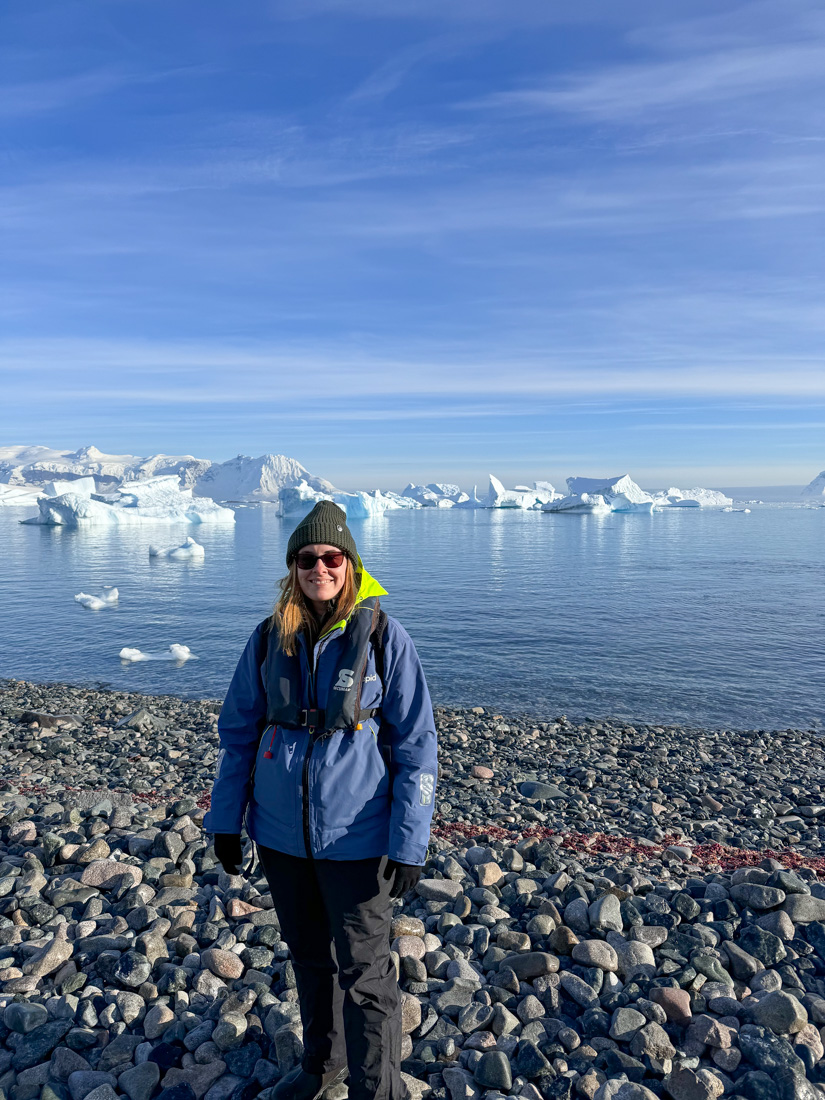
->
xmin=214 ymin=833 xmax=243 ymax=876
xmin=383 ymin=858 xmax=423 ymax=898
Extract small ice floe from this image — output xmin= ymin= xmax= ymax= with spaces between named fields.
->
xmin=119 ymin=644 xmax=197 ymax=663
xmin=74 ymin=587 xmax=119 ymax=611
xmin=722 ymin=506 xmax=751 ymax=513
xmin=149 ymin=536 xmax=206 ymax=560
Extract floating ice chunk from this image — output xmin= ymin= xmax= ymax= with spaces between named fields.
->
xmin=149 ymin=536 xmax=206 ymax=560
xmin=280 ymin=482 xmax=420 ymax=518
xmin=611 ymin=493 xmax=654 ymax=513
xmin=401 ymin=483 xmax=468 ymax=507
xmin=382 ymin=491 xmax=421 ymax=510
xmin=43 ymin=476 xmax=96 ymax=498
xmin=22 ymin=475 xmax=235 ymax=527
xmin=482 ymin=475 xmax=559 ymax=509
xmin=542 ymin=493 xmax=611 ymax=514
xmin=566 ymin=475 xmax=654 ymax=513
xmin=74 ymin=587 xmax=119 ymax=611
xmin=651 ymin=486 xmax=733 ymax=508
xmin=722 ymin=506 xmax=751 ymax=513
xmin=119 ymin=644 xmax=197 ymax=662
xmin=429 ymin=483 xmax=466 ymax=500
xmin=802 ymin=470 xmax=825 ymax=498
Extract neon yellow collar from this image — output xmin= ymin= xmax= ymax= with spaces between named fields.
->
xmin=319 ymin=556 xmax=386 ymax=640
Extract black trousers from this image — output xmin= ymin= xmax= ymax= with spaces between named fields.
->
xmin=257 ymin=846 xmax=406 ymax=1100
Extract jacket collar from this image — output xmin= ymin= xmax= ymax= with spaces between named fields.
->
xmin=311 ymin=556 xmax=386 ymax=649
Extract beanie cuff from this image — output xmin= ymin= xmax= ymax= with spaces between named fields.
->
xmin=286 ymin=500 xmax=358 ymax=565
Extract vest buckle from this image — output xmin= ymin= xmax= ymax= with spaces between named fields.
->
xmin=299 ymin=708 xmax=324 ymax=734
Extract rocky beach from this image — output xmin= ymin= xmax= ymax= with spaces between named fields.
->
xmin=2 ymin=679 xmax=825 ymax=1100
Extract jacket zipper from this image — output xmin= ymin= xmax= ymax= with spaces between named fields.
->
xmin=299 ymin=623 xmax=342 ymax=860
xmin=301 ymin=637 xmax=318 ymax=859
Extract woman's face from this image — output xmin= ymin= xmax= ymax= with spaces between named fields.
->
xmin=295 ymin=543 xmax=348 ymax=611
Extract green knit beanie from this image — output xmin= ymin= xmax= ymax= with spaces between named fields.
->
xmin=286 ymin=500 xmax=358 ymax=566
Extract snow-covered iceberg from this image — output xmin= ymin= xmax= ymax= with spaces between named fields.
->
xmin=279 ymin=482 xmax=420 ymax=519
xmin=119 ymin=644 xmax=197 ymax=662
xmin=74 ymin=587 xmax=119 ymax=611
xmin=401 ymin=483 xmax=470 ymax=507
xmin=651 ymin=486 xmax=733 ymax=508
xmin=22 ymin=476 xmax=235 ymax=527
xmin=542 ymin=492 xmax=611 ymax=515
xmin=802 ymin=471 xmax=825 ymax=499
xmin=566 ymin=475 xmax=654 ymax=514
xmin=482 ymin=476 xmax=559 ymax=510
xmin=149 ymin=536 xmax=206 ymax=560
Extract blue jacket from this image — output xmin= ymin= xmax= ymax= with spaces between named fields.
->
xmin=204 ymin=566 xmax=438 ymax=865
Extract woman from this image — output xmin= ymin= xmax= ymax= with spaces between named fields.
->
xmin=205 ymin=500 xmax=438 ymax=1100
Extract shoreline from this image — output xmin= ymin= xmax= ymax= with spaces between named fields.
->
xmin=3 ymin=674 xmax=820 ymax=740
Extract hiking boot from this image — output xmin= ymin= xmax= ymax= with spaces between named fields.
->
xmin=271 ymin=1065 xmax=348 ymax=1100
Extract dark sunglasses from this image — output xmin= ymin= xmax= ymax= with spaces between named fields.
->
xmin=295 ymin=551 xmax=346 ymax=570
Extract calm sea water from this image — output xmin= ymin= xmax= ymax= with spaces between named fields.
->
xmin=1 ymin=497 xmax=823 ymax=730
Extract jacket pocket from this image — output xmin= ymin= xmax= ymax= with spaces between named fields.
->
xmin=252 ymin=725 xmax=301 ymax=828
xmin=313 ymin=722 xmax=390 ymax=837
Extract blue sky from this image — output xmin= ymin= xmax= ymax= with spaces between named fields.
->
xmin=1 ymin=0 xmax=823 ymax=490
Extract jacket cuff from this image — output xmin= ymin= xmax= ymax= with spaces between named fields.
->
xmin=388 ymin=841 xmax=428 ymax=866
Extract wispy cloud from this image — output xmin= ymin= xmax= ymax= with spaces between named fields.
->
xmin=465 ymin=43 xmax=824 ymax=121
xmin=0 ymin=62 xmax=214 ymax=120
xmin=0 ymin=337 xmax=823 ymax=400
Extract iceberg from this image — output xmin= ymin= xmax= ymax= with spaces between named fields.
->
xmin=74 ymin=587 xmax=119 ymax=611
xmin=119 ymin=644 xmax=197 ymax=662
xmin=279 ymin=482 xmax=420 ymax=518
xmin=149 ymin=536 xmax=206 ymax=560
xmin=802 ymin=470 xmax=825 ymax=498
xmin=194 ymin=453 xmax=334 ymax=503
xmin=22 ymin=476 xmax=235 ymax=527
xmin=482 ymin=476 xmax=559 ymax=509
xmin=651 ymin=486 xmax=733 ymax=508
xmin=401 ymin=483 xmax=469 ymax=507
xmin=542 ymin=492 xmax=611 ymax=515
xmin=378 ymin=491 xmax=422 ymax=511
xmin=566 ymin=475 xmax=654 ymax=513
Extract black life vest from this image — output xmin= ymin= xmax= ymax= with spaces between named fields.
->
xmin=261 ymin=596 xmax=387 ymax=735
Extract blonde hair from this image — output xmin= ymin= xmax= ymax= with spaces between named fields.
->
xmin=271 ymin=558 xmax=359 ymax=656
